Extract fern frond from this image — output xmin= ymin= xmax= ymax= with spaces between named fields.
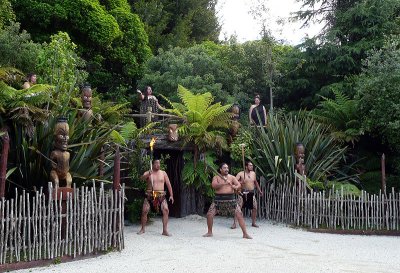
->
xmin=120 ymin=121 xmax=138 ymax=141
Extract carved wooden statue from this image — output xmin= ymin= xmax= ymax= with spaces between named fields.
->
xmin=295 ymin=143 xmax=306 ymax=176
xmin=50 ymin=118 xmax=72 ymax=188
xmin=79 ymin=85 xmax=93 ymax=121
xmin=231 ymin=104 xmax=240 ymax=120
xmin=229 ymin=104 xmax=241 ymax=141
xmin=168 ymin=124 xmax=178 ymax=142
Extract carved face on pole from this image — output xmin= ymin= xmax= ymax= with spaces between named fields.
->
xmin=295 ymin=143 xmax=305 ymax=164
xmin=168 ymin=124 xmax=178 ymax=142
xmin=81 ymin=86 xmax=92 ymax=109
xmin=54 ymin=119 xmax=69 ymax=151
xmin=231 ymin=104 xmax=240 ymax=120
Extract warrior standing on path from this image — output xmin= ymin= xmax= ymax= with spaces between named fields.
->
xmin=203 ymin=163 xmax=252 ymax=239
xmin=231 ymin=161 xmax=263 ymax=229
xmin=138 ymin=159 xmax=174 ymax=236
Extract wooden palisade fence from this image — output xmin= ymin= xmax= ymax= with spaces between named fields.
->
xmin=257 ymin=178 xmax=400 ymax=231
xmin=0 ymin=182 xmax=125 ymax=265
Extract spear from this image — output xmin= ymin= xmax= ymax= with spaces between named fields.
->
xmin=239 ymin=143 xmax=246 ymax=182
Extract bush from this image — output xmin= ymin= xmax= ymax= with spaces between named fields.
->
xmin=250 ymin=111 xmax=349 ymax=183
xmin=0 ymin=22 xmax=42 ymax=75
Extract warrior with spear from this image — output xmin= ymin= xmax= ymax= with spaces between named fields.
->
xmin=231 ymin=144 xmax=263 ymax=229
xmin=137 ymin=137 xmax=174 ymax=236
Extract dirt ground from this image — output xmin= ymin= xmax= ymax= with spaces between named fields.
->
xmin=14 ymin=215 xmax=400 ymax=273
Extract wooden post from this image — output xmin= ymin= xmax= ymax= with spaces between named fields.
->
xmin=113 ymin=146 xmax=121 ymax=190
xmin=0 ymin=129 xmax=10 ymax=198
xmin=381 ymin=153 xmax=386 ymax=195
xmin=99 ymin=146 xmax=105 ymax=177
xmin=146 ymin=107 xmax=152 ymax=124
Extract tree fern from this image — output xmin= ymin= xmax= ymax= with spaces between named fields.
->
xmin=312 ymin=89 xmax=363 ymax=145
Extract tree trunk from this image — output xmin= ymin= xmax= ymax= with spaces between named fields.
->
xmin=0 ymin=128 xmax=10 ymax=198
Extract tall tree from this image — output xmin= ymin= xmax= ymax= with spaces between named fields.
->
xmin=131 ymin=0 xmax=220 ymax=51
xmin=278 ymin=0 xmax=400 ymax=109
xmin=0 ymin=0 xmax=15 ymax=29
xmin=357 ymin=36 xmax=400 ymax=151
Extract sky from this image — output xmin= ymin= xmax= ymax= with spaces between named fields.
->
xmin=216 ymin=0 xmax=323 ymax=45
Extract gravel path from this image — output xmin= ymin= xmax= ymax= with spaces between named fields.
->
xmin=14 ymin=215 xmax=400 ymax=273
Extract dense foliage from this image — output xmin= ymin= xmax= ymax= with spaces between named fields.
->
xmin=356 ymin=36 xmax=400 ymax=151
xmin=131 ymin=0 xmax=220 ymax=51
xmin=249 ymin=113 xmax=349 ymax=184
xmin=280 ymin=0 xmax=400 ymax=109
xmin=0 ymin=22 xmax=42 ymax=76
xmin=0 ymin=0 xmax=14 ymax=29
xmin=11 ymin=0 xmax=152 ymax=99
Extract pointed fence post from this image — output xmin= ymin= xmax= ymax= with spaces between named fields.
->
xmin=381 ymin=153 xmax=386 ymax=195
xmin=0 ymin=129 xmax=10 ymax=198
xmin=99 ymin=146 xmax=105 ymax=177
xmin=113 ymin=146 xmax=121 ymax=191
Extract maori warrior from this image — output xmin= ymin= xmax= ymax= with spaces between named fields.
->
xmin=50 ymin=118 xmax=72 ymax=188
xmin=231 ymin=161 xmax=263 ymax=229
xmin=138 ymin=159 xmax=174 ymax=236
xmin=138 ymin=138 xmax=174 ymax=236
xmin=203 ymin=163 xmax=252 ymax=239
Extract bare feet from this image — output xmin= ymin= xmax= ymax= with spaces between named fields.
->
xmin=243 ymin=234 xmax=253 ymax=239
xmin=203 ymin=232 xmax=213 ymax=237
xmin=252 ymin=223 xmax=259 ymax=228
xmin=230 ymin=224 xmax=237 ymax=229
xmin=137 ymin=229 xmax=145 ymax=235
xmin=162 ymin=231 xmax=172 ymax=236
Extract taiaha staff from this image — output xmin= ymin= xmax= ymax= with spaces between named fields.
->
xmin=239 ymin=143 xmax=246 ymax=183
xmin=239 ymin=143 xmax=246 ymax=177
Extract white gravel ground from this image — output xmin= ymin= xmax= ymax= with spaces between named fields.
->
xmin=14 ymin=215 xmax=400 ymax=273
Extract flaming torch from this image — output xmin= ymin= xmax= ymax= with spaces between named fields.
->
xmin=149 ymin=137 xmax=156 ymax=195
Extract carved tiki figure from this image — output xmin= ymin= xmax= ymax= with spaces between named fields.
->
xmin=50 ymin=118 xmax=72 ymax=188
xmin=168 ymin=124 xmax=178 ymax=142
xmin=79 ymin=85 xmax=93 ymax=121
xmin=229 ymin=104 xmax=241 ymax=139
xmin=295 ymin=143 xmax=306 ymax=176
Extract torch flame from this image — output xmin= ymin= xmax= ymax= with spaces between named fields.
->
xmin=150 ymin=137 xmax=157 ymax=151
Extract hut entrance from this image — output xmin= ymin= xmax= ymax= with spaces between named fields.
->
xmin=152 ymin=147 xmax=203 ymax=218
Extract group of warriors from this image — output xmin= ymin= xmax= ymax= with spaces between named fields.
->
xmin=137 ymin=160 xmax=262 ymax=239
xmin=136 ymin=86 xmax=267 ymax=239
